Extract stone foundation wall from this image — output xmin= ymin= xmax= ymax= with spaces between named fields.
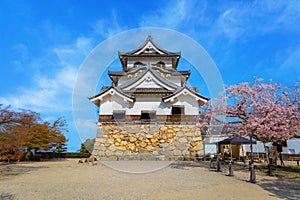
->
xmin=92 ymin=124 xmax=203 ymax=161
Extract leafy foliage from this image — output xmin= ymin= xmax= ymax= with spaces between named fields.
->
xmin=0 ymin=105 xmax=68 ymax=162
xmin=79 ymin=138 xmax=95 ymax=155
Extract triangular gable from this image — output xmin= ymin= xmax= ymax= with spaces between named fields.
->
xmin=118 ymin=35 xmax=181 ymax=72
xmin=162 ymin=87 xmax=209 ymax=104
xmin=134 ymin=40 xmax=165 ymax=55
xmin=119 ymin=69 xmax=179 ymax=91
xmin=89 ymin=86 xmax=135 ymax=106
xmin=118 ymin=35 xmax=181 ymax=56
xmin=135 ymin=77 xmax=164 ymax=88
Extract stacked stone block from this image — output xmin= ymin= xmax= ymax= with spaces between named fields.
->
xmin=92 ymin=124 xmax=203 ymax=161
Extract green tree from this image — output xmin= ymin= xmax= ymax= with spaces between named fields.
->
xmin=79 ymin=138 xmax=95 ymax=155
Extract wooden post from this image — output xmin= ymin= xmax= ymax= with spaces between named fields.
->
xmin=216 ymin=154 xmax=222 ymax=172
xmin=228 ymin=161 xmax=234 ymax=176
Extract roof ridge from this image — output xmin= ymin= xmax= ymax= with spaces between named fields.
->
xmin=118 ymin=35 xmax=181 ymax=56
xmin=89 ymin=85 xmax=135 ymax=102
xmin=109 ymin=66 xmax=148 ymax=76
xmin=118 ymin=67 xmax=180 ymax=90
xmin=162 ymin=85 xmax=209 ymax=102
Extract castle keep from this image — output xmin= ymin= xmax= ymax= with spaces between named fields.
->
xmin=90 ymin=35 xmax=209 ymax=160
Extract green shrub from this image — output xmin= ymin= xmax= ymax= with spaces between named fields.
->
xmin=65 ymin=152 xmax=91 ymax=158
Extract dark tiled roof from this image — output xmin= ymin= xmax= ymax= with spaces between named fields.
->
xmin=89 ymin=85 xmax=135 ymax=101
xmin=118 ymin=69 xmax=149 ymax=89
xmin=218 ymin=135 xmax=257 ymax=144
xmin=109 ymin=66 xmax=148 ymax=77
xmin=118 ymin=35 xmax=181 ymax=56
xmin=124 ymin=88 xmax=173 ymax=94
xmin=100 ymin=85 xmax=110 ymax=91
xmin=119 ymin=67 xmax=179 ymax=90
xmin=176 ymin=70 xmax=191 ymax=76
xmin=162 ymin=86 xmax=209 ymax=101
xmin=108 ymin=71 xmax=126 ymax=76
xmin=151 ymin=66 xmax=190 ymax=77
xmin=109 ymin=67 xmax=190 ymax=78
xmin=189 ymin=86 xmax=198 ymax=92
xmin=119 ymin=54 xmax=180 ymax=57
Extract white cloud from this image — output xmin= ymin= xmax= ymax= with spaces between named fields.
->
xmin=37 ymin=65 xmax=77 ymax=92
xmin=140 ymin=0 xmax=207 ymax=29
xmin=0 ymin=65 xmax=78 ymax=112
xmin=278 ymin=47 xmax=300 ymax=78
xmin=92 ymin=9 xmax=127 ymax=39
xmin=0 ymin=37 xmax=93 ymax=113
xmin=137 ymin=0 xmax=299 ymax=46
xmin=137 ymin=1 xmax=247 ymax=43
xmin=275 ymin=2 xmax=300 ymax=30
xmin=54 ymin=37 xmax=93 ymax=66
xmin=76 ymin=37 xmax=93 ymax=55
xmin=213 ymin=8 xmax=245 ymax=41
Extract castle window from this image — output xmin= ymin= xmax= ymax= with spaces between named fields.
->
xmin=157 ymin=61 xmax=165 ymax=68
xmin=172 ymin=105 xmax=184 ymax=115
xmin=112 ymin=110 xmax=125 ymax=121
xmin=141 ymin=110 xmax=156 ymax=122
xmin=134 ymin=61 xmax=143 ymax=68
xmin=145 ymin=47 xmax=155 ymax=53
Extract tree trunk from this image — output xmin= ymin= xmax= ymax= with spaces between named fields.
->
xmin=250 ymin=134 xmax=253 ymax=164
xmin=279 ymin=152 xmax=285 ymax=166
xmin=263 ymin=143 xmax=269 ymax=165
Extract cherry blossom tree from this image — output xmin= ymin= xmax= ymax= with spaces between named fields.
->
xmin=225 ymin=78 xmax=299 ymax=164
xmin=227 ymin=80 xmax=298 ymax=139
xmin=200 ymin=78 xmax=300 ymax=164
xmin=199 ymin=97 xmax=227 ymax=135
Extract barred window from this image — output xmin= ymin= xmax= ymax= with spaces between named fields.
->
xmin=112 ymin=110 xmax=125 ymax=121
xmin=140 ymin=110 xmax=156 ymax=121
xmin=172 ymin=105 xmax=184 ymax=115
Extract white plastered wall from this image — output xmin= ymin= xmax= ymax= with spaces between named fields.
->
xmin=99 ymin=94 xmax=199 ymax=116
xmin=171 ymin=95 xmax=199 ymax=115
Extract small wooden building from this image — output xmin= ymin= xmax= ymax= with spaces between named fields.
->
xmin=218 ymin=135 xmax=256 ymax=159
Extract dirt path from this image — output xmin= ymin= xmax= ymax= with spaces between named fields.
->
xmin=0 ymin=160 xmax=298 ymax=199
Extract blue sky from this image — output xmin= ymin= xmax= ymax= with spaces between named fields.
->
xmin=1 ymin=0 xmax=299 ymax=151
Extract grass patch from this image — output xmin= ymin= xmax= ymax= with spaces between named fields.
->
xmin=275 ymin=165 xmax=300 ymax=178
xmin=257 ymin=165 xmax=300 ymax=178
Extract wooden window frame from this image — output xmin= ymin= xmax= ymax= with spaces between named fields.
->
xmin=171 ymin=105 xmax=185 ymax=115
xmin=112 ymin=110 xmax=126 ymax=121
xmin=140 ymin=110 xmax=156 ymax=122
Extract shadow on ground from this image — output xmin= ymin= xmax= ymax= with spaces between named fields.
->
xmin=0 ymin=192 xmax=15 ymax=200
xmin=169 ymin=161 xmax=206 ymax=169
xmin=171 ymin=161 xmax=300 ymax=200
xmin=0 ymin=164 xmax=48 ymax=177
xmin=258 ymin=178 xmax=300 ymax=200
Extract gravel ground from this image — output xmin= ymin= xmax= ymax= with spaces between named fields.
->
xmin=0 ymin=159 xmax=299 ymax=200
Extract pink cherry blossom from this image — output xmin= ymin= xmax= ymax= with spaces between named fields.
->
xmin=201 ymin=78 xmax=300 ymax=143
